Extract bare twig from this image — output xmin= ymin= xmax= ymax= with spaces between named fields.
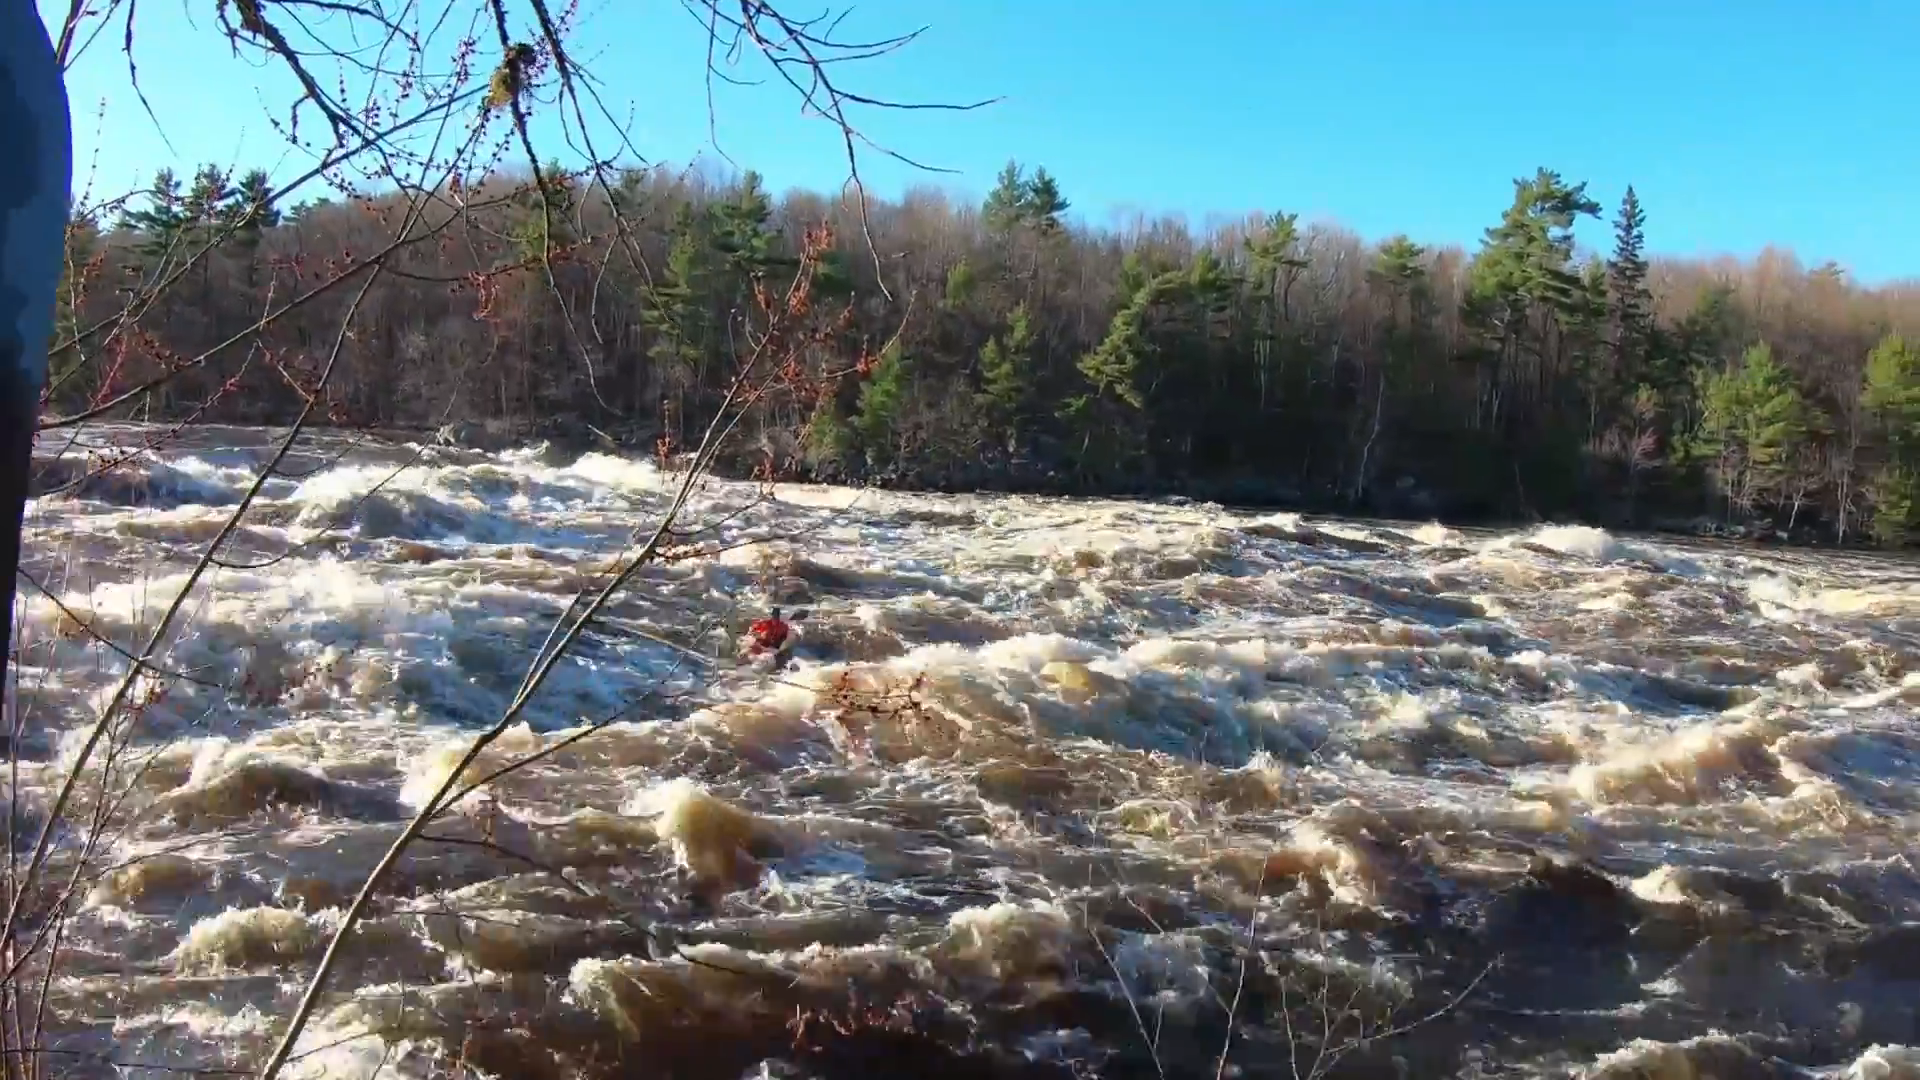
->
xmin=2 ymin=115 xmax=469 ymax=1002
xmin=14 ymin=5 xmax=972 ymax=1077
xmin=1216 ymin=858 xmax=1266 ymax=1080
xmin=11 ymin=569 xmax=227 ymax=689
xmin=254 ymin=222 xmax=854 ymax=1080
xmin=1084 ymin=906 xmax=1167 ymax=1080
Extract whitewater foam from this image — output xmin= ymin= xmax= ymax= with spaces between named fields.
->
xmin=12 ymin=423 xmax=1920 ymax=1079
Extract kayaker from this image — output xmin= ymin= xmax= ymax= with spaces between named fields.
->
xmin=744 ymin=607 xmax=792 ymax=658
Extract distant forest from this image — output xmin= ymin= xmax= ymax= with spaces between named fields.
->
xmin=42 ymin=159 xmax=1920 ymax=546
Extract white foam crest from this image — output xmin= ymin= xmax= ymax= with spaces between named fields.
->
xmin=1403 ymin=521 xmax=1466 ymax=546
xmin=563 ymin=450 xmax=667 ymax=492
xmin=1485 ymin=523 xmax=1704 ymax=576
xmin=286 ymin=460 xmax=437 ymax=505
xmin=148 ymin=454 xmax=265 ymax=504
xmin=1748 ymin=572 xmax=1920 ymax=619
xmin=21 ymin=421 xmax=1920 ymax=1079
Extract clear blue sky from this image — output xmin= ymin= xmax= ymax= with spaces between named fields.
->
xmin=41 ymin=0 xmax=1920 ymax=284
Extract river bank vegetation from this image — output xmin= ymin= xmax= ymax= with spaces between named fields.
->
xmin=45 ymin=159 xmax=1920 ymax=545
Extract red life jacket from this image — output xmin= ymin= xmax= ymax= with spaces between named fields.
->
xmin=748 ymin=616 xmax=790 ymax=652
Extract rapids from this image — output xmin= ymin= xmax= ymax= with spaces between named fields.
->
xmin=9 ymin=423 xmax=1920 ymax=1079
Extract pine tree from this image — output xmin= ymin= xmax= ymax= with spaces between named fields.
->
xmin=1862 ymin=333 xmax=1920 ymax=543
xmin=943 ymin=259 xmax=978 ymax=310
xmin=803 ymin=399 xmax=856 ymax=473
xmin=1606 ymin=186 xmax=1652 ymax=387
xmin=1572 ymin=256 xmax=1613 ymax=433
xmin=1021 ymin=167 xmax=1070 ymax=234
xmin=981 ymin=161 xmax=1028 ymax=235
xmin=1244 ymin=211 xmax=1308 ymax=299
xmin=809 ymin=248 xmax=855 ymax=299
xmin=642 ymin=203 xmax=716 ymax=439
xmin=286 ymin=196 xmax=331 ymax=225
xmin=980 ymin=161 xmax=1070 ymax=236
xmin=1663 ymin=284 xmax=1747 ymax=452
xmin=1244 ymin=212 xmax=1308 ymax=409
xmin=977 ymin=302 xmax=1034 ymax=439
xmin=1463 ymin=168 xmax=1603 ymax=428
xmin=1368 ymin=236 xmax=1428 ymax=316
xmin=710 ymin=171 xmax=792 ymax=279
xmin=182 ymin=164 xmax=235 ymax=232
xmin=1696 ymin=342 xmax=1811 ymax=512
xmin=1077 ymin=280 xmax=1157 ymax=411
xmin=119 ymin=168 xmax=190 ymax=261
xmin=222 ymin=169 xmax=279 ymax=296
xmin=225 ymin=169 xmax=281 ymax=232
xmin=1367 ymin=236 xmax=1431 ymax=388
xmin=507 ymin=158 xmax=577 ymax=260
xmin=855 ymin=342 xmax=912 ymax=461
xmin=1470 ymin=169 xmax=1602 ymax=317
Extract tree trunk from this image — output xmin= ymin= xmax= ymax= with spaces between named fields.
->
xmin=0 ymin=5 xmax=74 ymax=693
xmin=1350 ymin=373 xmax=1386 ymax=506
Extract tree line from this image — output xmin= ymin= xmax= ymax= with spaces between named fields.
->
xmin=43 ymin=158 xmax=1920 ymax=545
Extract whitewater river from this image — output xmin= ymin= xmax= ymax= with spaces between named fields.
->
xmin=10 ymin=424 xmax=1920 ymax=1079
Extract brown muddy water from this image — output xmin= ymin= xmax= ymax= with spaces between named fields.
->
xmin=9 ymin=424 xmax=1920 ymax=1080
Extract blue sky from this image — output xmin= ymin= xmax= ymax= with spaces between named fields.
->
xmin=42 ymin=0 xmax=1920 ymax=283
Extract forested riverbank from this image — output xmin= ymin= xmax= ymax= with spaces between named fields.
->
xmin=46 ymin=160 xmax=1920 ymax=545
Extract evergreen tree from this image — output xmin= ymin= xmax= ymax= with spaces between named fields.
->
xmin=1606 ymin=186 xmax=1652 ymax=388
xmin=50 ymin=150 xmax=1920 ymax=548
xmin=710 ymin=171 xmax=792 ymax=279
xmin=980 ymin=160 xmax=1070 ymax=235
xmin=1022 ymin=167 xmax=1070 ymax=234
xmin=977 ymin=302 xmax=1035 ymax=441
xmin=120 ymin=168 xmax=190 ymax=261
xmin=643 ymin=203 xmax=717 ymax=439
xmin=1470 ymin=169 xmax=1603 ymax=317
xmin=1244 ymin=211 xmax=1308 ymax=409
xmin=803 ymin=399 xmax=856 ymax=472
xmin=1662 ymin=284 xmax=1747 ymax=452
xmin=223 ymin=169 xmax=279 ymax=295
xmin=1116 ymin=251 xmax=1152 ymax=297
xmin=286 ymin=196 xmax=331 ymax=225
xmin=809 ymin=248 xmax=855 ymax=300
xmin=1369 ymin=236 xmax=1429 ymax=319
xmin=855 ymin=342 xmax=912 ymax=462
xmin=1696 ymin=343 xmax=1811 ymax=513
xmin=1245 ymin=212 xmax=1308 ymax=300
xmin=981 ymin=161 xmax=1028 ymax=236
xmin=508 ymin=158 xmax=578 ymax=260
xmin=1463 ymin=168 xmax=1603 ymax=429
xmin=944 ymin=259 xmax=978 ymax=310
xmin=182 ymin=164 xmax=235 ymax=232
xmin=226 ymin=169 xmax=282 ymax=232
xmin=1077 ymin=279 xmax=1158 ymax=412
xmin=1862 ymin=334 xmax=1920 ymax=543
xmin=1367 ymin=237 xmax=1431 ymax=384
